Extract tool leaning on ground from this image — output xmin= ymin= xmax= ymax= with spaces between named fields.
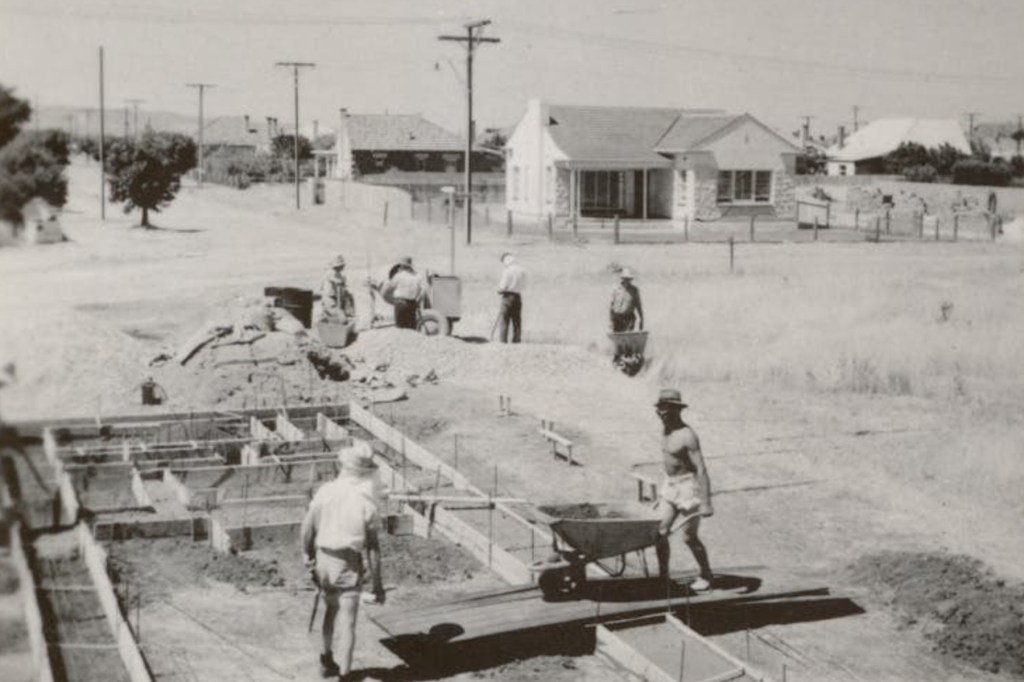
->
xmin=307 ymin=567 xmax=321 ymax=633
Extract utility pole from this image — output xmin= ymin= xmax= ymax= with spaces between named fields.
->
xmin=852 ymin=105 xmax=859 ymax=132
xmin=187 ymin=83 xmax=216 ymax=187
xmin=99 ymin=46 xmax=106 ymax=220
xmin=439 ymin=20 xmax=500 ymax=245
xmin=275 ymin=61 xmax=315 ymax=209
xmin=965 ymin=112 xmax=980 ymax=145
xmin=126 ymin=99 xmax=145 ymax=139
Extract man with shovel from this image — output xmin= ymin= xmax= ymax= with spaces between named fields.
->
xmin=301 ymin=440 xmax=385 ymax=678
xmin=653 ymin=389 xmax=715 ymax=592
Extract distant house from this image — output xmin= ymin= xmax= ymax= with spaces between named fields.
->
xmin=333 ymin=111 xmax=501 ymax=180
xmin=202 ymin=115 xmax=271 ymax=157
xmin=826 ymin=118 xmax=971 ymax=176
xmin=504 ymin=99 xmax=799 ymax=222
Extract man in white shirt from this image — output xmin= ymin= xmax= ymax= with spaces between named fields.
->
xmin=301 ymin=440 xmax=385 ymax=678
xmin=379 ymin=258 xmax=425 ymax=330
xmin=497 ymin=252 xmax=526 ymax=343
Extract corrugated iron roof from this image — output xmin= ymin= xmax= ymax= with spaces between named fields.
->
xmin=344 ymin=114 xmax=463 ymax=151
xmin=827 ymin=118 xmax=971 ymax=161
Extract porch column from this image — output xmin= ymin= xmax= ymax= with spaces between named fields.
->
xmin=642 ymin=169 xmax=648 ymax=220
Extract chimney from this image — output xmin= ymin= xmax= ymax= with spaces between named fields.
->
xmin=266 ymin=116 xmax=273 ymax=138
xmin=838 ymin=125 xmax=846 ymax=149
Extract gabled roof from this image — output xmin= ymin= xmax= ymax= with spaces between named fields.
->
xmin=827 ymin=118 xmax=971 ymax=162
xmin=343 ymin=114 xmax=463 ymax=152
xmin=545 ymin=105 xmax=722 ymax=166
xmin=654 ymin=114 xmax=744 ymax=151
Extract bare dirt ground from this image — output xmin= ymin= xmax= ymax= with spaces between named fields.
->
xmin=2 ymin=160 xmax=1024 ymax=680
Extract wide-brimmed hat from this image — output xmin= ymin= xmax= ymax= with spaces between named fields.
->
xmin=331 ymin=255 xmax=346 ymax=269
xmin=399 ymin=256 xmax=413 ymax=266
xmin=501 ymin=252 xmax=515 ymax=264
xmin=654 ymin=388 xmax=687 ymax=408
xmin=619 ymin=268 xmax=634 ymax=280
xmin=338 ymin=439 xmax=378 ymax=476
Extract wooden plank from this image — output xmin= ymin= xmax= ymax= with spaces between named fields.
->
xmin=371 ymin=566 xmax=822 ymax=644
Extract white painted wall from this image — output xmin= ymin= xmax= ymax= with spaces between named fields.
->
xmin=504 ymin=99 xmax=567 ymax=218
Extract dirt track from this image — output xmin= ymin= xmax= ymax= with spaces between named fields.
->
xmin=2 ymin=161 xmax=1024 ymax=680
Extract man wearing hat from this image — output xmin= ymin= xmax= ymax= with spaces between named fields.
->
xmin=376 ymin=257 xmax=425 ymax=330
xmin=301 ymin=439 xmax=385 ymax=678
xmin=497 ymin=252 xmax=526 ymax=343
xmin=321 ymin=255 xmax=356 ymax=321
xmin=653 ymin=389 xmax=714 ymax=591
xmin=609 ymin=267 xmax=644 ymax=332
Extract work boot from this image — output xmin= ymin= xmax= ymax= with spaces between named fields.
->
xmin=689 ymin=576 xmax=712 ymax=592
xmin=319 ymin=652 xmax=340 ymax=678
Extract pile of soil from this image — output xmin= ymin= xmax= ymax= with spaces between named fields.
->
xmin=849 ymin=550 xmax=1024 ymax=675
xmin=107 ymin=537 xmax=285 ymax=602
xmin=381 ymin=532 xmax=478 ymax=584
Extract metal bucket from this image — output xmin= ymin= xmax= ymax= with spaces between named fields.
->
xmin=317 ymin=319 xmax=354 ymax=348
xmin=275 ymin=288 xmax=313 ymax=329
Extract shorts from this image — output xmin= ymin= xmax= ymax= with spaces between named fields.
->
xmin=315 ymin=547 xmax=364 ymax=595
xmin=660 ymin=474 xmax=700 ymax=515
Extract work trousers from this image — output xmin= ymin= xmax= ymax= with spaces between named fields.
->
xmin=610 ymin=312 xmax=637 ymax=332
xmin=394 ymin=299 xmax=418 ymax=330
xmin=498 ymin=292 xmax=522 ymax=344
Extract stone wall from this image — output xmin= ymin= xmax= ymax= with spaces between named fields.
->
xmin=693 ymin=174 xmax=722 ymax=221
xmin=555 ymin=168 xmax=570 ymax=216
xmin=773 ymin=169 xmax=797 ymax=218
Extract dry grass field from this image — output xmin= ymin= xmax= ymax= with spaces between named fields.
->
xmin=2 ymin=160 xmax=1023 ymax=680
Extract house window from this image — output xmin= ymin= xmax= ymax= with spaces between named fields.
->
xmin=717 ymin=170 xmax=772 ymax=204
xmin=581 ymin=171 xmax=623 ymax=212
xmin=413 ymin=153 xmax=429 ymax=171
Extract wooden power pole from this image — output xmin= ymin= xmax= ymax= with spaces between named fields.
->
xmin=439 ymin=20 xmax=500 ymax=245
xmin=187 ymin=83 xmax=216 ymax=187
xmin=275 ymin=61 xmax=315 ymax=209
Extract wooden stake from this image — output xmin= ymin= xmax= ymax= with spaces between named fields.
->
xmin=954 ymin=213 xmax=959 ymax=241
xmin=749 ymin=214 xmax=755 ymax=242
xmin=729 ymin=236 xmax=735 ymax=272
xmin=614 ymin=215 xmax=620 ymax=244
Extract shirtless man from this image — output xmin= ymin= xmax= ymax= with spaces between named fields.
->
xmin=653 ymin=388 xmax=714 ymax=591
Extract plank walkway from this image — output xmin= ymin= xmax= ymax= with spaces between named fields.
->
xmin=371 ymin=566 xmax=829 ymax=645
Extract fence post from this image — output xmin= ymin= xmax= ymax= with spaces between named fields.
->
xmin=917 ymin=212 xmax=923 ymax=239
xmin=427 ymin=197 xmax=432 ymax=224
xmin=935 ymin=216 xmax=940 ymax=241
xmin=989 ymin=214 xmax=996 ymax=241
xmin=506 ymin=209 xmax=512 ymax=237
xmin=855 ymin=208 xmax=860 ymax=231
xmin=875 ymin=216 xmax=881 ymax=242
xmin=813 ymin=216 xmax=819 ymax=241
xmin=684 ymin=215 xmax=689 ymax=242
xmin=547 ymin=213 xmax=553 ymax=240
xmin=614 ymin=215 xmax=620 ymax=244
xmin=729 ymin=236 xmax=735 ymax=273
xmin=953 ymin=214 xmax=959 ymax=242
xmin=572 ymin=212 xmax=578 ymax=236
xmin=749 ymin=214 xmax=755 ymax=243
xmin=485 ymin=205 xmax=490 ymax=226
xmin=885 ymin=209 xmax=891 ymax=234
xmin=825 ymin=202 xmax=831 ymax=229
xmin=383 ymin=201 xmax=389 ymax=227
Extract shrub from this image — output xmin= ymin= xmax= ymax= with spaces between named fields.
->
xmin=951 ymin=159 xmax=1012 ymax=187
xmin=904 ymin=164 xmax=937 ymax=183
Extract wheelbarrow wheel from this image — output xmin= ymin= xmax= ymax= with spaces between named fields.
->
xmin=417 ymin=310 xmax=450 ymax=336
xmin=538 ymin=564 xmax=586 ymax=601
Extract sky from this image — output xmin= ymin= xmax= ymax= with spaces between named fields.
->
xmin=2 ymin=0 xmax=1023 ymax=140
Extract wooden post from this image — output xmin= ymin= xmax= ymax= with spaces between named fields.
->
xmin=885 ymin=209 xmax=891 ymax=234
xmin=383 ymin=200 xmax=389 ymax=227
xmin=684 ymin=215 xmax=689 ymax=242
xmin=875 ymin=216 xmax=881 ymax=242
xmin=728 ymin=236 xmax=734 ymax=273
xmin=825 ymin=201 xmax=831 ymax=229
xmin=614 ymin=215 xmax=620 ymax=244
xmin=855 ymin=208 xmax=860 ymax=231
xmin=749 ymin=214 xmax=755 ymax=242
xmin=917 ymin=212 xmax=923 ymax=239
xmin=485 ymin=205 xmax=490 ymax=226
xmin=453 ymin=434 xmax=459 ymax=470
xmin=813 ymin=216 xmax=819 ymax=241
xmin=506 ymin=209 xmax=512 ymax=237
xmin=427 ymin=197 xmax=432 ymax=223
xmin=953 ymin=213 xmax=959 ymax=242
xmin=935 ymin=216 xmax=940 ymax=241
xmin=547 ymin=213 xmax=553 ymax=239
xmin=571 ymin=212 xmax=578 ymax=236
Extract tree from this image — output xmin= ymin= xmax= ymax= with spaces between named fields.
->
xmin=795 ymin=146 xmax=826 ymax=175
xmin=882 ymin=142 xmax=930 ymax=174
xmin=271 ymin=133 xmax=312 ymax=161
xmin=0 ymin=85 xmax=69 ymax=225
xmin=928 ymin=143 xmax=967 ymax=176
xmin=106 ymin=130 xmax=196 ymax=227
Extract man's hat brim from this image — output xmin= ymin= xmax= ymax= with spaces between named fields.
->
xmin=654 ymin=399 xmax=687 ymax=408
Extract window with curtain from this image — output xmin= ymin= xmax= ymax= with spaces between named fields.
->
xmin=717 ymin=170 xmax=772 ymax=203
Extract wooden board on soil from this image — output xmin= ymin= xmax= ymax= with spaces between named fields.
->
xmin=370 ymin=566 xmax=835 ymax=645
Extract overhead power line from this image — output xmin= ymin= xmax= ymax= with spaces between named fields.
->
xmin=501 ymin=20 xmax=1024 ymax=86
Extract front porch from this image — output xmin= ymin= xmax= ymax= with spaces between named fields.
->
xmin=558 ymin=165 xmax=674 ymax=220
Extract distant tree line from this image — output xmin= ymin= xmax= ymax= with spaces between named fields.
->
xmin=882 ymin=141 xmax=1021 ymax=187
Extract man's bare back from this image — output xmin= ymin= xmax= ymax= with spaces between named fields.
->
xmin=662 ymin=425 xmax=700 ymax=477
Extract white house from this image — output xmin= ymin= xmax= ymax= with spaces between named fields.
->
xmin=504 ymin=99 xmax=800 ymax=222
xmin=826 ymin=118 xmax=972 ymax=176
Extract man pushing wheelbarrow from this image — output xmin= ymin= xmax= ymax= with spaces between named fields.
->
xmin=608 ymin=268 xmax=647 ymax=375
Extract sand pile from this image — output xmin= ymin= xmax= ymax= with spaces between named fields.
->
xmin=849 ymin=551 xmax=1024 ymax=675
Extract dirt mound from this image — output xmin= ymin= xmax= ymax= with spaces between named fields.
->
xmin=107 ymin=538 xmax=285 ymax=602
xmin=849 ymin=551 xmax=1024 ymax=675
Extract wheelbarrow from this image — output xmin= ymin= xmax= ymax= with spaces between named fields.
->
xmin=524 ymin=501 xmax=664 ymax=600
xmin=608 ymin=330 xmax=649 ymax=376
